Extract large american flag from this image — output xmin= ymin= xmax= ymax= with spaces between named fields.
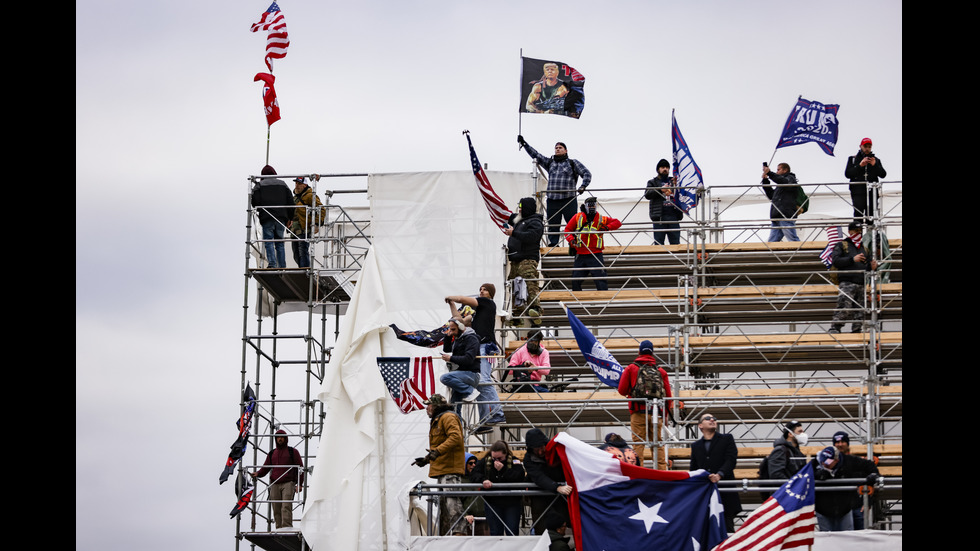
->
xmin=250 ymin=2 xmax=290 ymax=72
xmin=465 ymin=132 xmax=510 ymax=232
xmin=377 ymin=357 xmax=436 ymax=414
xmin=710 ymin=463 xmax=816 ymax=551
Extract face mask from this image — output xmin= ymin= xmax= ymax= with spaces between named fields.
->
xmin=527 ymin=342 xmax=541 ymax=356
xmin=795 ymin=432 xmax=809 ymax=446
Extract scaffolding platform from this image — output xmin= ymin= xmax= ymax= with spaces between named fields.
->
xmin=241 ymin=530 xmax=308 ymax=551
xmin=250 ymin=269 xmax=354 ymax=305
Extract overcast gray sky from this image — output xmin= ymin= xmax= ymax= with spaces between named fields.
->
xmin=75 ymin=2 xmax=901 ymax=549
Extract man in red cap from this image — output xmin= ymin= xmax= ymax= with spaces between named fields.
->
xmin=844 ymin=138 xmax=887 ymax=225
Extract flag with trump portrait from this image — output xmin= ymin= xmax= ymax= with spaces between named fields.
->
xmin=775 ymin=96 xmax=840 ymax=156
xmin=552 ymin=432 xmax=728 ymax=551
xmin=520 ymin=56 xmax=586 ymax=119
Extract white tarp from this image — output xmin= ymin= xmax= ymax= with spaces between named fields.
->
xmin=301 ymin=171 xmax=534 ymax=550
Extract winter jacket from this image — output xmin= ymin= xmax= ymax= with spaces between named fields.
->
xmin=447 ymin=327 xmax=481 ymax=373
xmin=765 ymin=436 xmax=807 ymax=480
xmin=617 ymin=354 xmax=673 ymax=415
xmin=564 ymin=211 xmax=622 ymax=254
xmin=831 ymin=236 xmax=874 ymax=285
xmin=645 ymin=174 xmax=681 ymax=221
xmin=507 ymin=212 xmax=545 ymax=262
xmin=427 ymin=406 xmax=465 ymax=478
xmin=762 ymin=171 xmax=801 ymax=219
xmin=251 ymin=178 xmax=295 ymax=225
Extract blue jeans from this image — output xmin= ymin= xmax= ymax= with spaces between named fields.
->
xmin=476 ymin=343 xmax=505 ymax=424
xmin=767 ymin=219 xmax=799 ymax=242
xmin=292 ymin=234 xmax=311 ymax=268
xmin=546 ymin=197 xmax=579 ymax=246
xmin=653 ymin=207 xmax=681 ymax=245
xmin=572 ymin=252 xmax=608 ymax=291
xmin=816 ymin=511 xmax=854 ymax=532
xmin=440 ymin=370 xmax=480 ymax=405
xmin=486 ymin=499 xmax=522 ymax=536
xmin=261 ymin=219 xmax=287 ymax=268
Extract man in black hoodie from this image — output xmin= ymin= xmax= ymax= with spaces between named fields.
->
xmin=250 ymin=165 xmax=295 ymax=268
xmin=844 ymin=137 xmax=887 ymax=225
xmin=505 ymin=197 xmax=545 ymax=327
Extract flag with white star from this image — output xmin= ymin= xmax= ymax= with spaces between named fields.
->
xmin=554 ymin=432 xmax=727 ymax=551
xmin=377 ymin=356 xmax=436 ymax=414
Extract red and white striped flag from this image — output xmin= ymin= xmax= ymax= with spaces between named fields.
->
xmin=711 ymin=463 xmax=816 ymax=551
xmin=820 ymin=226 xmax=843 ymax=267
xmin=377 ymin=357 xmax=436 ymax=414
xmin=250 ymin=2 xmax=290 ymax=72
xmin=465 ymin=132 xmax=510 ymax=233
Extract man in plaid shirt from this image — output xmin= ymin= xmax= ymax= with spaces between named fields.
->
xmin=518 ymin=135 xmax=592 ymax=246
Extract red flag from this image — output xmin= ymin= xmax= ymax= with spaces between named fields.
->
xmin=250 ymin=2 xmax=289 ymax=72
xmin=253 ymin=73 xmax=281 ymax=126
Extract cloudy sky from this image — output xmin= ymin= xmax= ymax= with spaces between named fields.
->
xmin=75 ymin=1 xmax=901 ymax=549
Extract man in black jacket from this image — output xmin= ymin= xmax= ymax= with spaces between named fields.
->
xmin=811 ymin=440 xmax=879 ymax=531
xmin=438 ymin=319 xmax=482 ymax=405
xmin=645 ymin=159 xmax=682 ymax=245
xmin=524 ymin=428 xmax=572 ymax=533
xmin=250 ymin=165 xmax=295 ymax=268
xmin=762 ymin=162 xmax=802 ymax=242
xmin=829 ymin=222 xmax=877 ymax=334
xmin=505 ymin=197 xmax=545 ymax=327
xmin=844 ymin=137 xmax=887 ymax=225
xmin=690 ymin=413 xmax=742 ymax=533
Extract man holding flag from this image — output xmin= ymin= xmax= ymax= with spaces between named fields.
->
xmin=517 ymin=135 xmax=592 ymax=247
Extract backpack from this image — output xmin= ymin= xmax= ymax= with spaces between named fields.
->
xmin=629 ymin=360 xmax=664 ymax=400
xmin=794 ymin=186 xmax=810 ymax=215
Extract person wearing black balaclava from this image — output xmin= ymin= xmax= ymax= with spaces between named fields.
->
xmin=504 ymin=197 xmax=545 ymax=327
xmin=645 ymin=158 xmax=682 ymax=245
xmin=563 ymin=197 xmax=621 ymax=291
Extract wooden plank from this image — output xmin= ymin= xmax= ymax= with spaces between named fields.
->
xmin=539 ymin=283 xmax=903 ymax=302
xmin=541 ymin=239 xmax=903 ymax=257
xmin=505 ymin=331 xmax=903 ymax=353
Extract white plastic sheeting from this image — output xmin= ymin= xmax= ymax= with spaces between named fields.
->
xmin=408 ymin=535 xmax=550 ymax=551
xmin=301 ymin=171 xmax=534 ymax=550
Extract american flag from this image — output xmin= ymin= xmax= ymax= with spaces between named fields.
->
xmin=377 ymin=357 xmax=436 ymax=414
xmin=464 ymin=132 xmax=510 ymax=232
xmin=710 ymin=463 xmax=816 ymax=551
xmin=250 ymin=2 xmax=290 ymax=72
xmin=820 ymin=226 xmax=843 ymax=267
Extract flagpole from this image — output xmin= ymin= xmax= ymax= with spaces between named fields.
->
xmin=518 ymin=48 xmax=523 ymax=143
xmin=265 ymin=125 xmax=271 ymax=165
xmin=769 ymin=95 xmax=802 ymax=166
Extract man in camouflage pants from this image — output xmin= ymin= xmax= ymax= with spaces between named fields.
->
xmin=505 ymin=197 xmax=545 ymax=327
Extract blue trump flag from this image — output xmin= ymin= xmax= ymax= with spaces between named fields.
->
xmin=562 ymin=303 xmax=623 ymax=387
xmin=775 ymin=96 xmax=841 ymax=156
xmin=554 ymin=432 xmax=727 ymax=551
xmin=671 ymin=110 xmax=703 ymax=214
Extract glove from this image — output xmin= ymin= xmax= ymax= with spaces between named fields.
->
xmin=411 ymin=456 xmax=429 ymax=467
xmin=427 ymin=449 xmax=441 ymax=461
xmin=866 ymin=473 xmax=880 ymax=485
xmin=577 ymin=186 xmax=586 ymax=195
xmin=517 ymin=135 xmax=525 ymax=146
